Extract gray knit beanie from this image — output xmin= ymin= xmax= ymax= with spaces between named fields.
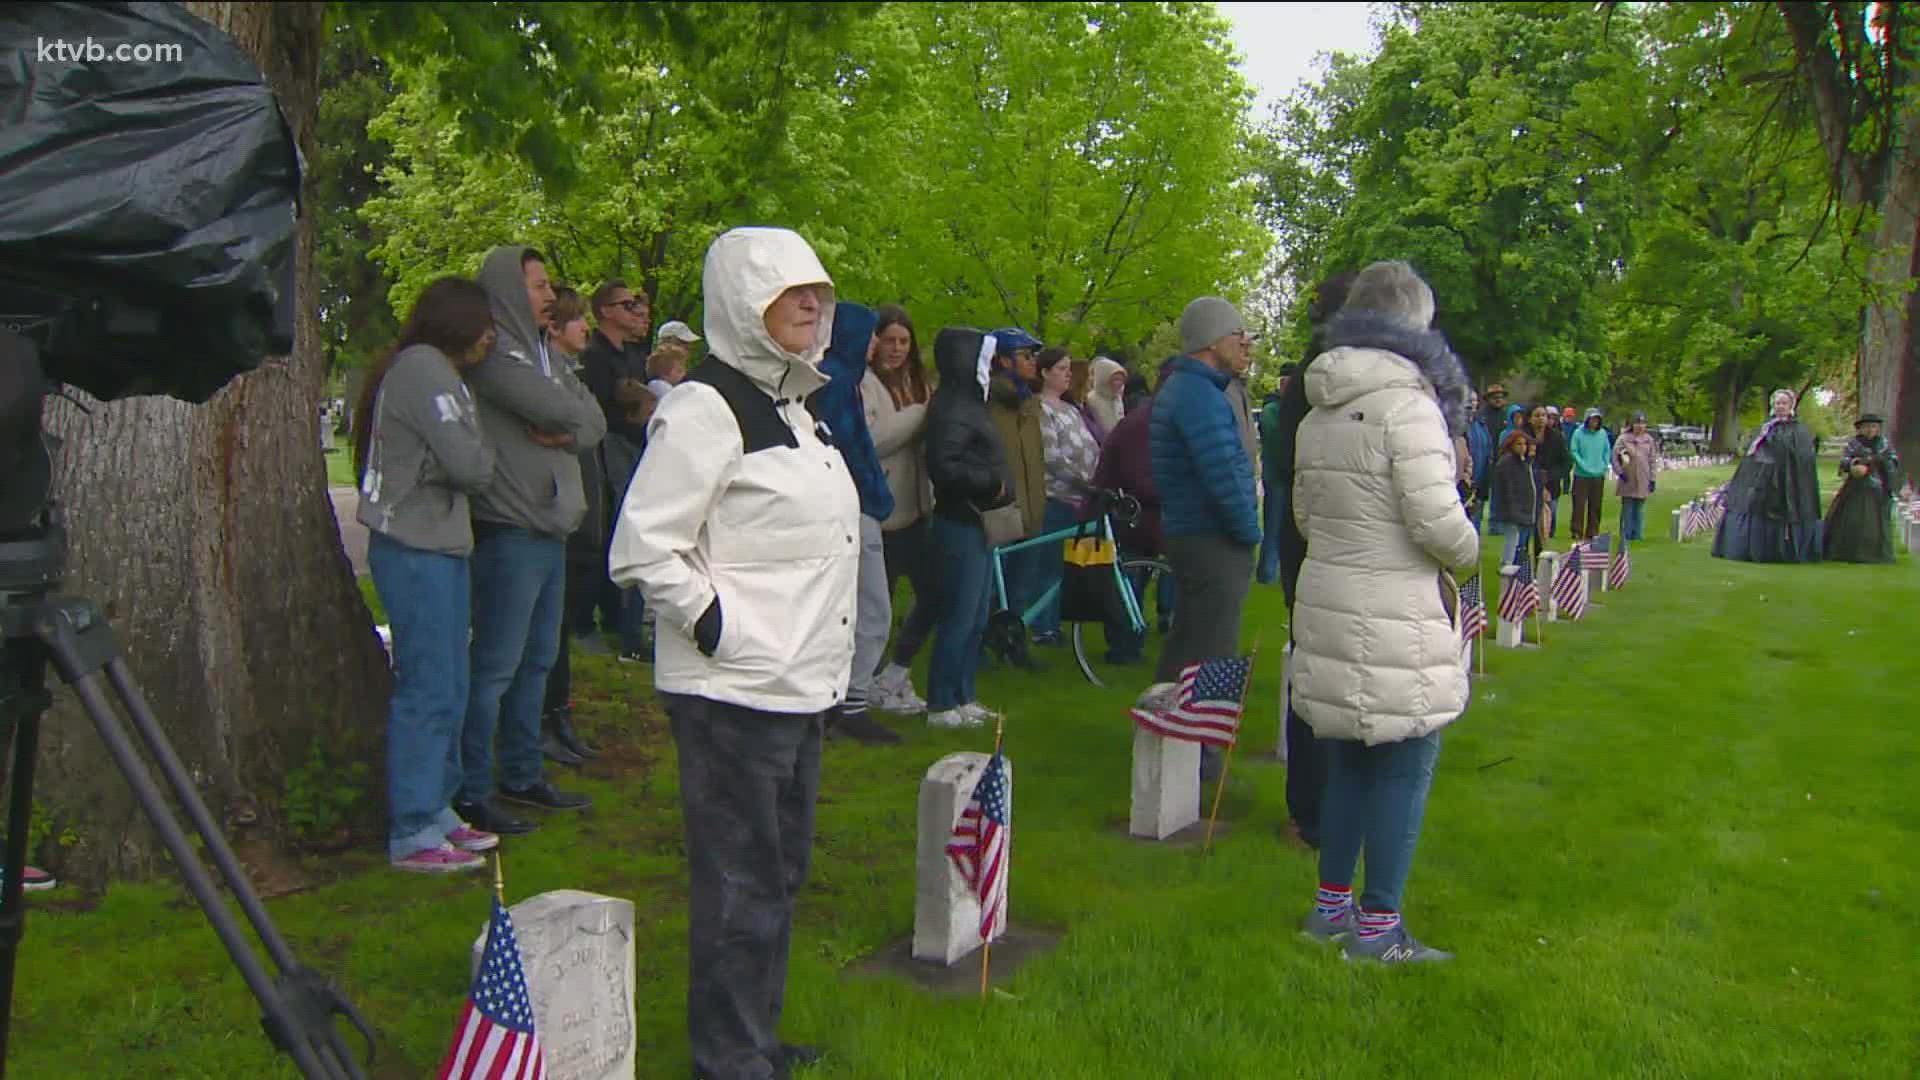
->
xmin=1179 ymin=297 xmax=1245 ymax=355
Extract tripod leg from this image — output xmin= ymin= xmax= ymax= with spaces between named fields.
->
xmin=98 ymin=659 xmax=372 ymax=1073
xmin=58 ymin=671 xmax=341 ymax=1077
xmin=0 ymin=691 xmax=43 ymax=1073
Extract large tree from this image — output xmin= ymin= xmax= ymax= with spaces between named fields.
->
xmin=1773 ymin=1 xmax=1920 ymax=462
xmin=1259 ymin=3 xmax=1639 ymax=391
xmin=38 ymin=2 xmax=389 ymax=884
xmin=355 ymin=1 xmax=1266 ymax=355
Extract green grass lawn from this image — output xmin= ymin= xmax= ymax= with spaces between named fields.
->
xmin=14 ymin=468 xmax=1919 ymax=1077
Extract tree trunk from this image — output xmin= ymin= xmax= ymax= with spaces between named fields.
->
xmin=1857 ymin=101 xmax=1920 ymax=466
xmin=36 ymin=1 xmax=390 ymax=887
xmin=1709 ymin=369 xmax=1745 ymax=452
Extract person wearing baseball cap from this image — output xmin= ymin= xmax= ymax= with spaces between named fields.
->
xmin=655 ymin=319 xmax=701 ymax=348
xmin=984 ymin=327 xmax=1048 ymax=650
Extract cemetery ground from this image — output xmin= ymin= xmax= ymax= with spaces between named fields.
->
xmin=13 ymin=466 xmax=1918 ymax=1077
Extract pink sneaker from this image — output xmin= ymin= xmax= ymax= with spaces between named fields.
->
xmin=447 ymin=825 xmax=499 ymax=853
xmin=391 ymin=845 xmax=484 ymax=874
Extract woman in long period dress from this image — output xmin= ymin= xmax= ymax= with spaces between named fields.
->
xmin=1712 ymin=388 xmax=1823 ymax=563
xmin=1822 ymin=413 xmax=1904 ymax=564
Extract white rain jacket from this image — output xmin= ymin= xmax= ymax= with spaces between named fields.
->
xmin=608 ymin=228 xmax=860 ymax=713
xmin=1290 ymin=345 xmax=1480 ymax=745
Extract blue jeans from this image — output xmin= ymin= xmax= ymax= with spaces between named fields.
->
xmin=462 ymin=527 xmax=566 ymax=800
xmin=1257 ymin=487 xmax=1287 ymax=584
xmin=928 ymin=516 xmax=992 ymax=712
xmin=1499 ymin=525 xmax=1534 ymax=568
xmin=1029 ymin=499 xmax=1079 ymax=637
xmin=1620 ymin=497 xmax=1647 ymax=542
xmin=367 ymin=532 xmax=467 ymax=860
xmin=1317 ymin=731 xmax=1443 ymax=913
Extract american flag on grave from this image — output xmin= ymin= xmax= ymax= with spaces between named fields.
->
xmin=439 ymin=896 xmax=547 ymax=1080
xmin=1580 ymin=533 xmax=1613 ymax=571
xmin=1552 ymin=545 xmax=1590 ymax=619
xmin=1129 ymin=656 xmax=1251 ymax=748
xmin=1498 ymin=561 xmax=1539 ymax=624
xmin=1607 ymin=541 xmax=1632 ymax=590
xmin=945 ymin=750 xmax=1011 ymax=941
xmin=1458 ymin=575 xmax=1489 ymax=641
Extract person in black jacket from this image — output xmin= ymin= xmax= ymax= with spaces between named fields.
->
xmin=1525 ymin=405 xmax=1571 ymax=562
xmin=1491 ymin=429 xmax=1538 ymax=567
xmin=924 ymin=327 xmax=1014 ymax=731
xmin=1265 ymin=269 xmax=1354 ymax=851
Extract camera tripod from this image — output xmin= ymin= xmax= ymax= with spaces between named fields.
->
xmin=0 ymin=518 xmax=374 ymax=1077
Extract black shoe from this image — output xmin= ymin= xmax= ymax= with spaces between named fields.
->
xmin=541 ymin=732 xmax=585 ymax=768
xmin=499 ymin=781 xmax=592 ymax=812
xmin=454 ymin=800 xmax=538 ymax=836
xmin=828 ymin=708 xmax=902 ymax=746
xmin=554 ymin=715 xmax=599 ymax=760
xmin=781 ymin=1043 xmax=824 ymax=1070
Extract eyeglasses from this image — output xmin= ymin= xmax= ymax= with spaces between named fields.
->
xmin=615 ymin=300 xmax=647 ymax=313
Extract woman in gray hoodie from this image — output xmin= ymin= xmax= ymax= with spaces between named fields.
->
xmin=352 ymin=277 xmax=500 ymax=873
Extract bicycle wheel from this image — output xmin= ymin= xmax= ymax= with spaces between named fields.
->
xmin=1071 ymin=557 xmax=1172 ymax=686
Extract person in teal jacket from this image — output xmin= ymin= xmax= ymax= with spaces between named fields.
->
xmin=1567 ymin=407 xmax=1613 ymax=540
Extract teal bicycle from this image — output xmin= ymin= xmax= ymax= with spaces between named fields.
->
xmin=983 ymin=488 xmax=1171 ymax=687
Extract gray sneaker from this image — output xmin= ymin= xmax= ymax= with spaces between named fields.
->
xmin=1300 ymin=905 xmax=1355 ymax=944
xmin=1342 ymin=924 xmax=1453 ymax=965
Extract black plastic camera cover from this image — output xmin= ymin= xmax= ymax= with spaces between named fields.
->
xmin=0 ymin=2 xmax=301 ymax=404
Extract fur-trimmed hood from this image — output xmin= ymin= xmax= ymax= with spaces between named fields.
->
xmin=1313 ymin=311 xmax=1472 ymax=436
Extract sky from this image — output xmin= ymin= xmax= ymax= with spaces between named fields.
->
xmin=1216 ymin=2 xmax=1381 ymax=118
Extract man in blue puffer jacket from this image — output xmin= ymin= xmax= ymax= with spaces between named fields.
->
xmin=811 ymin=301 xmax=900 ymax=744
xmin=1150 ymin=296 xmax=1260 ymax=693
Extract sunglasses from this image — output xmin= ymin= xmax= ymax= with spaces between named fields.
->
xmin=615 ymin=299 xmax=648 ymax=313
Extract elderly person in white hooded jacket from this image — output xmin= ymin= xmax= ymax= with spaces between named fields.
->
xmin=1290 ymin=260 xmax=1479 ymax=965
xmin=610 ymin=227 xmax=858 ymax=1077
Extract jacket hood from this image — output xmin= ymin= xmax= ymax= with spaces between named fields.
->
xmin=1089 ymin=357 xmax=1125 ymax=401
xmin=701 ymin=227 xmax=835 ymax=397
xmin=1311 ymin=311 xmax=1473 ymax=435
xmin=1505 ymin=404 xmax=1526 ymax=428
xmin=933 ymin=327 xmax=997 ymax=400
xmin=822 ymin=302 xmax=877 ymax=384
xmin=478 ymin=245 xmax=543 ymax=357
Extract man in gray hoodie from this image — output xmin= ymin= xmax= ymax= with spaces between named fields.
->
xmin=456 ymin=246 xmax=607 ymax=834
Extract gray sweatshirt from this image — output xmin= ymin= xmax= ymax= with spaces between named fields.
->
xmin=356 ymin=344 xmax=495 ymax=555
xmin=468 ymin=245 xmax=608 ymax=539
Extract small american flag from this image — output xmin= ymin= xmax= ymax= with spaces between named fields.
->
xmin=1607 ymin=542 xmax=1631 ymax=590
xmin=1683 ymin=500 xmax=1709 ymax=538
xmin=439 ymin=897 xmax=547 ymax=1080
xmin=1129 ymin=656 xmax=1251 ymax=747
xmin=1552 ymin=548 xmax=1589 ymax=619
xmin=1459 ymin=575 xmax=1489 ymax=641
xmin=946 ymin=750 xmax=1011 ymax=941
xmin=1498 ymin=561 xmax=1538 ymax=624
xmin=1580 ymin=534 xmax=1612 ymax=571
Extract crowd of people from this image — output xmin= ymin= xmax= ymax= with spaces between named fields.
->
xmin=343 ymin=224 xmax=1903 ymax=1077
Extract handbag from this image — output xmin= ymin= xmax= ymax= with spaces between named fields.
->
xmin=977 ymin=502 xmax=1026 ymax=547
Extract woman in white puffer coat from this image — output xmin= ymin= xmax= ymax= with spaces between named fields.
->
xmin=1290 ymin=260 xmax=1480 ymax=966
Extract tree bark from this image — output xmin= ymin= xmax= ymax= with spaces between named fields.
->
xmin=36 ymin=1 xmax=390 ymax=887
xmin=1861 ymin=101 xmax=1920 ymax=467
xmin=1709 ymin=368 xmax=1745 ymax=452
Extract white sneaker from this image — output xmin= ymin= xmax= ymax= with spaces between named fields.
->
xmin=875 ymin=683 xmax=928 ymax=715
xmin=874 ymin=663 xmax=910 ymax=695
xmin=928 ymin=707 xmax=985 ymax=729
xmin=960 ymin=701 xmax=1003 ymax=723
